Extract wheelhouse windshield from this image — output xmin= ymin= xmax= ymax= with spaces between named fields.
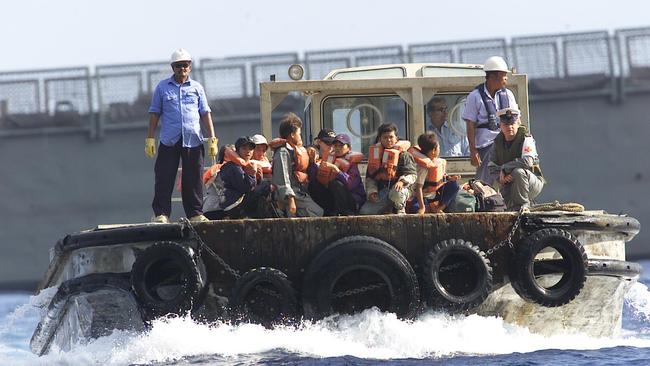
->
xmin=322 ymin=95 xmax=408 ymax=155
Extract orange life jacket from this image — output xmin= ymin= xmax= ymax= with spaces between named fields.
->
xmin=409 ymin=145 xmax=447 ymax=193
xmin=202 ymin=163 xmax=223 ymax=185
xmin=201 ymin=148 xmax=261 ymax=186
xmin=316 ymin=151 xmax=364 ymax=186
xmin=366 ymin=140 xmax=411 ymax=182
xmin=252 ymin=155 xmax=272 ymax=175
xmin=269 ymin=137 xmax=310 ymax=183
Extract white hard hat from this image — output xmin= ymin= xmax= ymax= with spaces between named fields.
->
xmin=250 ymin=134 xmax=268 ymax=146
xmin=170 ymin=49 xmax=192 ymax=64
xmin=483 ymin=56 xmax=509 ymax=73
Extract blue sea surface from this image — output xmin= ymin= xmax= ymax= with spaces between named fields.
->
xmin=2 ymin=262 xmax=650 ymax=365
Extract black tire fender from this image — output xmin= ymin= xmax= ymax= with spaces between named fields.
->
xmin=229 ymin=267 xmax=298 ymax=326
xmin=423 ymin=239 xmax=493 ymax=311
xmin=302 ymin=235 xmax=420 ymax=320
xmin=131 ymin=241 xmax=206 ymax=318
xmin=511 ymin=228 xmax=587 ymax=307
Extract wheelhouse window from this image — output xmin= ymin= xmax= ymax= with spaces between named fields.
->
xmin=424 ymin=93 xmax=470 ymax=158
xmin=421 ymin=66 xmax=484 ymax=77
xmin=331 ymin=67 xmax=405 ymax=80
xmin=322 ymin=95 xmax=408 ymax=155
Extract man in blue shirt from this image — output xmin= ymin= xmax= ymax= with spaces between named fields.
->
xmin=426 ymin=97 xmax=469 ymax=157
xmin=462 ymin=56 xmax=517 ymax=186
xmin=145 ymin=49 xmax=218 ymax=223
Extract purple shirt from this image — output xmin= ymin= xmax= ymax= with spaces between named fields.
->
xmin=308 ymin=160 xmax=366 ymax=207
xmin=149 ymin=76 xmax=211 ymax=148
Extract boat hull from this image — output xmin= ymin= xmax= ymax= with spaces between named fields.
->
xmin=30 ymin=211 xmax=642 ymax=355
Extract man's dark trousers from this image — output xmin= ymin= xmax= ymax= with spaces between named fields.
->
xmin=152 ymin=139 xmax=204 ymax=218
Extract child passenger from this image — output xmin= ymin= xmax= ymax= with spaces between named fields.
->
xmin=360 ymin=123 xmax=416 ymax=215
xmin=407 ymin=132 xmax=460 ymax=214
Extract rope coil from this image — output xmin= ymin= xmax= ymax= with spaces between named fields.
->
xmin=529 ymin=201 xmax=584 ymax=212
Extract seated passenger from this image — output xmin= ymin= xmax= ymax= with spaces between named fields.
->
xmin=488 ymin=107 xmax=545 ymax=210
xmin=426 ymin=97 xmax=469 ymax=157
xmin=251 ymin=134 xmax=272 ymax=179
xmin=360 ymin=123 xmax=416 ymax=215
xmin=202 ymin=144 xmax=234 ymax=185
xmin=203 ymin=137 xmax=271 ymax=219
xmin=308 ymin=133 xmax=366 ymax=216
xmin=407 ymin=132 xmax=460 ymax=214
xmin=313 ymin=128 xmax=337 ymax=160
xmin=306 ymin=145 xmax=320 ymax=164
xmin=271 ymin=113 xmax=324 ymax=217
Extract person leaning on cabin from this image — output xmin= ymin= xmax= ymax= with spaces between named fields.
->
xmin=487 ymin=107 xmax=545 ymax=211
xmin=426 ymin=97 xmax=469 ymax=157
xmin=271 ymin=113 xmax=324 ymax=217
xmin=407 ymin=132 xmax=461 ymax=214
xmin=145 ymin=48 xmax=218 ymax=224
xmin=308 ymin=133 xmax=366 ymax=216
xmin=203 ymin=137 xmax=272 ymax=219
xmin=360 ymin=123 xmax=417 ymax=215
xmin=462 ymin=56 xmax=518 ymax=186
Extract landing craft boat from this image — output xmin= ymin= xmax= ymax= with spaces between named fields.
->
xmin=30 ymin=63 xmax=642 ymax=355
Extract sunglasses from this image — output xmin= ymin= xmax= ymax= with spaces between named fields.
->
xmin=173 ymin=62 xmax=191 ymax=69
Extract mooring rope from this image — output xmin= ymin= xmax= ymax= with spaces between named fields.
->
xmin=529 ymin=200 xmax=585 ymax=212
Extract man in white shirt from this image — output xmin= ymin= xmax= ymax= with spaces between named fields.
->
xmin=462 ymin=56 xmax=517 ymax=186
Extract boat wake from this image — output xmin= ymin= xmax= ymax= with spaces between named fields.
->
xmin=5 ymin=281 xmax=650 ymax=365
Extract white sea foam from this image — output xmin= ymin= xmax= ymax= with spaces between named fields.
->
xmin=625 ymin=282 xmax=650 ymax=322
xmin=33 ymin=308 xmax=650 ymax=364
xmin=4 ymin=281 xmax=650 ymax=365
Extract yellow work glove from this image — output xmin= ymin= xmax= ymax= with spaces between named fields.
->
xmin=207 ymin=137 xmax=219 ymax=158
xmin=145 ymin=138 xmax=156 ymax=158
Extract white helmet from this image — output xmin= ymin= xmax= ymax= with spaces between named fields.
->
xmin=483 ymin=56 xmax=509 ymax=73
xmin=170 ymin=49 xmax=192 ymax=64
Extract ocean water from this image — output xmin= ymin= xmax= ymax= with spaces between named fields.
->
xmin=3 ymin=262 xmax=650 ymax=365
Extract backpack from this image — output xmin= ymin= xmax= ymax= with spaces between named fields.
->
xmin=446 ymin=189 xmax=477 ymax=213
xmin=469 ymin=179 xmax=507 ymax=212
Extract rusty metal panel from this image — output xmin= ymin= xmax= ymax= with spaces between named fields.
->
xmin=193 ymin=212 xmax=532 ymax=294
xmin=268 ymin=218 xmax=298 ymax=276
xmin=242 ymin=219 xmax=266 ymax=268
xmin=403 ymin=215 xmax=425 ymax=272
xmin=198 ymin=220 xmax=247 ymax=283
xmin=356 ymin=216 xmax=393 ymax=244
xmin=403 ymin=215 xmax=424 ymax=257
xmin=388 ymin=216 xmax=409 ymax=254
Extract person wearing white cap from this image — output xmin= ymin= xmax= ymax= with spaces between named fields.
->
xmin=251 ymin=134 xmax=269 ymax=162
xmin=462 ymin=56 xmax=518 ymax=186
xmin=250 ymin=134 xmax=272 ymax=179
xmin=146 ymin=49 xmax=218 ymax=223
xmin=488 ymin=107 xmax=544 ymax=210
